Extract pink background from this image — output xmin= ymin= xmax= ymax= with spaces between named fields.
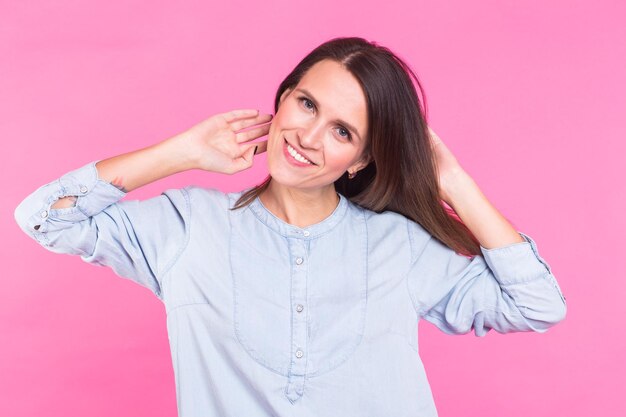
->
xmin=2 ymin=1 xmax=624 ymax=416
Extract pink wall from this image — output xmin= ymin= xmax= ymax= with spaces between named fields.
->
xmin=2 ymin=1 xmax=624 ymax=416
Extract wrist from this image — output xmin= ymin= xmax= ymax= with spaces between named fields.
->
xmin=157 ymin=134 xmax=200 ymax=173
xmin=440 ymin=168 xmax=474 ymax=206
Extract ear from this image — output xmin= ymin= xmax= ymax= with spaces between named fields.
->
xmin=349 ymin=152 xmax=372 ymax=173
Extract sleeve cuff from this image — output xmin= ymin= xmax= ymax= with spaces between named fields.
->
xmin=56 ymin=160 xmax=127 ymax=218
xmin=17 ymin=160 xmax=127 ymax=234
xmin=480 ymin=232 xmax=553 ymax=285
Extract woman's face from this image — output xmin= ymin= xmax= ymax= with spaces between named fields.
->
xmin=266 ymin=59 xmax=370 ymax=191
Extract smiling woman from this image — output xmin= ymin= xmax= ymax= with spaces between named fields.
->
xmin=234 ymin=39 xmax=484 ymax=254
xmin=14 ymin=37 xmax=566 ymax=417
xmin=260 ymin=59 xmax=371 ymax=217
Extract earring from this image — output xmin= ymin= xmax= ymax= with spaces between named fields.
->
xmin=348 ymin=170 xmax=356 ymax=179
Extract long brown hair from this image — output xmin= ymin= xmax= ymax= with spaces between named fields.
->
xmin=233 ymin=37 xmax=480 ymax=256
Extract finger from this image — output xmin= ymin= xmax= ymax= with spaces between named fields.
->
xmin=220 ymin=109 xmax=260 ymax=123
xmin=230 ymin=113 xmax=273 ymax=132
xmin=235 ymin=123 xmax=271 ymax=143
xmin=231 ymin=144 xmax=258 ymax=172
xmin=253 ymin=140 xmax=268 ymax=155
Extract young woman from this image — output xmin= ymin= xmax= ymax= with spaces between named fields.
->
xmin=15 ymin=37 xmax=566 ymax=416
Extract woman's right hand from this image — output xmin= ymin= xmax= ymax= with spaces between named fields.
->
xmin=179 ymin=109 xmax=273 ymax=174
xmin=59 ymin=109 xmax=273 ymax=200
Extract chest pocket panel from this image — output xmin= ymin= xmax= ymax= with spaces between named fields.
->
xmin=230 ymin=214 xmax=368 ymax=377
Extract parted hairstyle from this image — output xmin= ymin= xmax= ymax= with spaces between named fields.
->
xmin=233 ymin=37 xmax=480 ymax=256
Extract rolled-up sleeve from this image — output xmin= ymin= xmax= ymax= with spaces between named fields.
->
xmin=406 ymin=221 xmax=567 ymax=337
xmin=14 ymin=161 xmax=190 ymax=299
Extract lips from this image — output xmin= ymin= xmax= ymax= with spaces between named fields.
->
xmin=283 ymin=138 xmax=316 ymax=165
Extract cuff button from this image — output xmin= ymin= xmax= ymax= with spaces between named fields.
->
xmin=40 ymin=210 xmax=48 ymax=219
xmin=79 ymin=185 xmax=88 ymax=193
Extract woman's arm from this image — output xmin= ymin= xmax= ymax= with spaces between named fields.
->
xmin=16 ymin=109 xmax=272 ymax=297
xmin=407 ymin=128 xmax=566 ymax=336
xmin=52 ymin=109 xmax=272 ymax=208
xmin=428 ymin=127 xmax=525 ymax=249
xmin=49 ymin=137 xmax=192 ymax=209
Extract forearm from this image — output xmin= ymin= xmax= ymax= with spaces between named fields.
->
xmin=444 ymin=171 xmax=525 ymax=249
xmin=52 ymin=135 xmax=195 ymax=209
xmin=96 ymin=134 xmax=197 ymax=192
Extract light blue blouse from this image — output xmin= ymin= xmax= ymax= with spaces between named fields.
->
xmin=14 ymin=160 xmax=567 ymax=417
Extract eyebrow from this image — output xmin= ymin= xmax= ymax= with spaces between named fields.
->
xmin=295 ymin=88 xmax=363 ymax=141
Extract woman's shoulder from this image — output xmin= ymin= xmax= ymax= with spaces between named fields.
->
xmin=348 ymin=199 xmax=431 ymax=245
xmin=348 ymin=198 xmax=410 ymax=226
xmin=175 ymin=185 xmax=234 ymax=212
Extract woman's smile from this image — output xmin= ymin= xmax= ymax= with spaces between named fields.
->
xmin=283 ymin=138 xmax=316 ymax=166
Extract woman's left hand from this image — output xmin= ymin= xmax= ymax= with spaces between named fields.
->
xmin=427 ymin=126 xmax=469 ymax=205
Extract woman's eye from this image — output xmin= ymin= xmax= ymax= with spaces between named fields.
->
xmin=337 ymin=127 xmax=352 ymax=140
xmin=300 ymin=97 xmax=315 ymax=111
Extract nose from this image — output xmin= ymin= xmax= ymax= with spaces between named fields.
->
xmin=297 ymin=120 xmax=324 ymax=150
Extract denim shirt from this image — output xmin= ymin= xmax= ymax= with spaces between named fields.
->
xmin=14 ymin=161 xmax=567 ymax=417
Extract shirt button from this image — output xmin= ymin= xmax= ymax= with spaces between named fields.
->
xmin=79 ymin=185 xmax=88 ymax=194
xmin=295 ymin=349 xmax=304 ymax=358
xmin=303 ymin=230 xmax=310 ymax=237
xmin=40 ymin=210 xmax=48 ymax=219
xmin=295 ymin=257 xmax=303 ymax=265
xmin=296 ymin=304 xmax=304 ymax=313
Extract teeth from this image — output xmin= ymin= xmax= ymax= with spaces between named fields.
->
xmin=287 ymin=144 xmax=313 ymax=164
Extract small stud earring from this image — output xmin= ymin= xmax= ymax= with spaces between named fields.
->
xmin=348 ymin=170 xmax=356 ymax=179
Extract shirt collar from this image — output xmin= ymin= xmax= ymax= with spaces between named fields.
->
xmin=247 ymin=192 xmax=349 ymax=239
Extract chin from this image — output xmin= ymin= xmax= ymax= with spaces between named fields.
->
xmin=268 ymin=168 xmax=303 ymax=188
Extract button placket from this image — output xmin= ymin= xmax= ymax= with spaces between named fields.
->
xmin=285 ymin=237 xmax=308 ymax=402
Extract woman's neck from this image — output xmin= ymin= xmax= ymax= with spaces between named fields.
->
xmin=259 ymin=181 xmax=340 ymax=228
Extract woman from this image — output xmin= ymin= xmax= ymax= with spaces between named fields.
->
xmin=15 ymin=37 xmax=566 ymax=416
